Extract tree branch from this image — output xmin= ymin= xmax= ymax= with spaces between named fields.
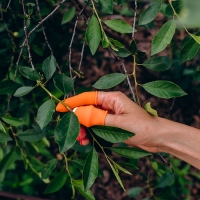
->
xmin=132 ymin=0 xmax=137 ymax=38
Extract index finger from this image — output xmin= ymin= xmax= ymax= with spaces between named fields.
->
xmin=56 ymin=91 xmax=97 ymax=112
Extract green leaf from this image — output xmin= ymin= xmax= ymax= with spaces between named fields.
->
xmin=109 ymin=38 xmax=124 ymax=48
xmin=110 ymin=146 xmax=151 ymax=159
xmin=53 ymin=74 xmax=74 ymax=96
xmin=130 ymin=39 xmax=137 ymax=55
xmin=142 ymin=81 xmax=187 ymax=99
xmin=36 ymin=100 xmax=55 ymax=129
xmin=0 ymin=149 xmax=18 ymax=172
xmin=127 ymin=187 xmax=143 ymax=198
xmin=190 ymin=34 xmax=200 ymax=44
xmin=86 ymin=15 xmax=101 ymax=55
xmin=41 ymin=159 xmax=58 ymax=179
xmin=194 ymin=85 xmax=200 ymax=92
xmin=0 ymin=131 xmax=12 ymax=148
xmin=54 ymin=112 xmax=80 ymax=153
xmin=91 ymin=126 xmax=134 ymax=143
xmin=114 ymin=48 xmax=130 ymax=58
xmin=0 ymin=80 xmax=21 ymax=95
xmin=26 ymin=3 xmax=35 ymax=6
xmin=113 ymin=161 xmax=132 ymax=175
xmin=1 ymin=116 xmax=25 ymax=127
xmin=73 ymin=180 xmax=95 ymax=200
xmin=106 ymin=158 xmax=125 ymax=191
xmin=44 ymin=171 xmax=68 ymax=194
xmin=102 ymin=32 xmax=110 ymax=48
xmin=99 ymin=0 xmax=113 ymax=14
xmin=42 ymin=55 xmax=56 ymax=80
xmin=32 ymin=45 xmax=43 ymax=56
xmin=139 ymin=0 xmax=162 ymax=25
xmin=143 ymin=56 xmax=173 ymax=71
xmin=92 ymin=73 xmax=127 ymax=89
xmin=165 ymin=1 xmax=183 ymax=16
xmin=104 ymin=19 xmax=134 ymax=34
xmin=61 ymin=7 xmax=75 ymax=24
xmin=83 ymin=148 xmax=98 ymax=191
xmin=19 ymin=67 xmax=40 ymax=81
xmin=0 ymin=122 xmax=8 ymax=134
xmin=180 ymin=35 xmax=200 ymax=63
xmin=17 ymin=129 xmax=46 ymax=142
xmin=193 ymin=71 xmax=200 ymax=81
xmin=117 ymin=162 xmax=139 ymax=170
xmin=13 ymin=86 xmax=34 ymax=97
xmin=151 ymin=20 xmax=176 ymax=55
xmin=144 ymin=102 xmax=158 ymax=116
xmin=156 ymin=172 xmax=174 ymax=188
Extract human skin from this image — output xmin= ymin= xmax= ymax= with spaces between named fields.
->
xmin=56 ymin=91 xmax=200 ymax=170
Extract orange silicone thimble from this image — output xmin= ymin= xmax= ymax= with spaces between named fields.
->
xmin=73 ymin=105 xmax=108 ymax=127
xmin=56 ymin=91 xmax=98 ymax=112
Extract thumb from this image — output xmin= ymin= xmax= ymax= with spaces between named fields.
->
xmin=74 ymin=105 xmax=107 ymax=127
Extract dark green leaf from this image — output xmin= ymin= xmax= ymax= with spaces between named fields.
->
xmin=44 ymin=171 xmax=68 ymax=194
xmin=0 ymin=149 xmax=18 ymax=172
xmin=54 ymin=112 xmax=80 ymax=153
xmin=142 ymin=80 xmax=187 ymax=99
xmin=13 ymin=86 xmax=34 ymax=97
xmin=0 ymin=80 xmax=21 ymax=95
xmin=26 ymin=3 xmax=35 ymax=6
xmin=0 ymin=122 xmax=9 ymax=134
xmin=115 ymin=48 xmax=131 ymax=58
xmin=86 ymin=15 xmax=101 ymax=55
xmin=99 ymin=0 xmax=113 ymax=14
xmin=156 ymin=172 xmax=175 ymax=188
xmin=72 ymin=141 xmax=92 ymax=153
xmin=165 ymin=1 xmax=183 ymax=16
xmin=0 ymin=131 xmax=12 ymax=148
xmin=1 ymin=116 xmax=25 ymax=127
xmin=73 ymin=180 xmax=95 ymax=200
xmin=17 ymin=129 xmax=46 ymax=142
xmin=41 ymin=159 xmax=58 ymax=179
xmin=130 ymin=39 xmax=137 ymax=55
xmin=139 ymin=0 xmax=161 ymax=25
xmin=19 ymin=67 xmax=40 ymax=81
xmin=110 ymin=146 xmax=151 ymax=159
xmin=83 ymin=148 xmax=98 ymax=191
xmin=92 ymin=73 xmax=127 ymax=89
xmin=117 ymin=162 xmax=139 ymax=170
xmin=42 ymin=55 xmax=56 ymax=80
xmin=151 ymin=20 xmax=176 ymax=55
xmin=143 ymin=56 xmax=173 ymax=71
xmin=102 ymin=32 xmax=110 ymax=48
xmin=193 ymin=71 xmax=200 ymax=81
xmin=109 ymin=38 xmax=124 ymax=48
xmin=36 ymin=100 xmax=55 ymax=129
xmin=194 ymin=85 xmax=200 ymax=92
xmin=32 ymin=45 xmax=43 ymax=56
xmin=180 ymin=34 xmax=200 ymax=63
xmin=127 ymin=187 xmax=143 ymax=198
xmin=61 ymin=7 xmax=75 ymax=24
xmin=106 ymin=158 xmax=125 ymax=191
xmin=53 ymin=74 xmax=74 ymax=96
xmin=91 ymin=126 xmax=134 ymax=143
xmin=104 ymin=19 xmax=134 ymax=34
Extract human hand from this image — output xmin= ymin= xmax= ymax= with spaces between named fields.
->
xmin=56 ymin=91 xmax=162 ymax=152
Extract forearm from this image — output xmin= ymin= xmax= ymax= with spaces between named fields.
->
xmin=157 ymin=117 xmax=200 ymax=169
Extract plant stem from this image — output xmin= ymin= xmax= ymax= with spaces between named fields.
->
xmin=132 ymin=55 xmax=140 ymax=105
xmin=36 ymin=80 xmax=72 ymax=111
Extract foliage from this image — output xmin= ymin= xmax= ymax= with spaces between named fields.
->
xmin=0 ymin=0 xmax=200 ymax=199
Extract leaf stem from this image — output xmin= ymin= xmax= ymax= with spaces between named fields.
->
xmin=36 ymin=80 xmax=72 ymax=111
xmin=132 ymin=55 xmax=140 ymax=105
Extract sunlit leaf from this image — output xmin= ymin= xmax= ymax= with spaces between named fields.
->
xmin=14 ymin=86 xmax=34 ymax=97
xmin=99 ymin=0 xmax=113 ymax=14
xmin=61 ymin=7 xmax=75 ymax=24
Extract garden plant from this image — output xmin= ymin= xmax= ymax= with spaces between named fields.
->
xmin=0 ymin=0 xmax=200 ymax=199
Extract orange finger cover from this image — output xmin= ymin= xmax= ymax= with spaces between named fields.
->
xmin=56 ymin=91 xmax=98 ymax=112
xmin=74 ymin=105 xmax=108 ymax=127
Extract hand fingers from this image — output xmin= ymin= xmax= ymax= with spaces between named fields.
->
xmin=80 ymin=138 xmax=90 ymax=146
xmin=56 ymin=91 xmax=97 ymax=112
xmin=74 ymin=105 xmax=107 ymax=127
xmin=76 ymin=126 xmax=90 ymax=146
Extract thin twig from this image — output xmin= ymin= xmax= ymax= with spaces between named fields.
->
xmin=109 ymin=48 xmax=137 ymax=102
xmin=78 ymin=41 xmax=85 ymax=70
xmin=132 ymin=0 xmax=137 ymax=38
xmin=22 ymin=0 xmax=35 ymax=69
xmin=15 ymin=48 xmax=23 ymax=81
xmin=35 ymin=0 xmax=62 ymax=73
xmin=5 ymin=0 xmax=12 ymax=10
xmin=158 ymin=153 xmax=174 ymax=172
